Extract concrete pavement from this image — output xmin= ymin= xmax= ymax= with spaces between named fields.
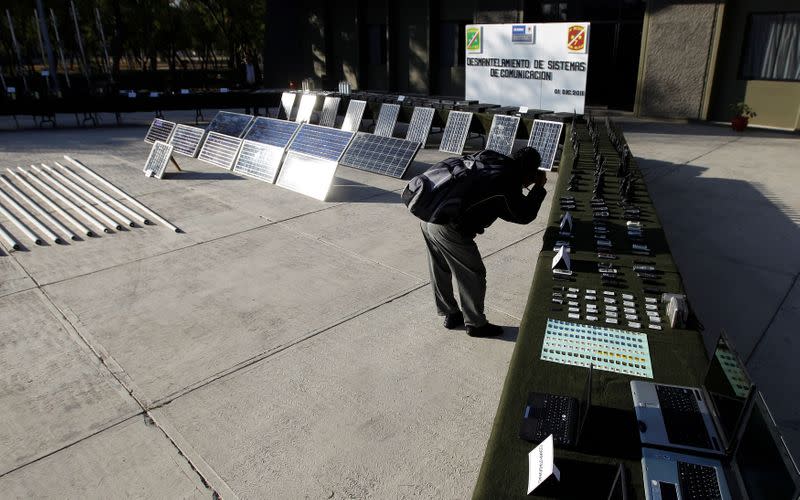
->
xmin=0 ymin=112 xmax=797 ymax=497
xmin=0 ymin=116 xmax=548 ymax=499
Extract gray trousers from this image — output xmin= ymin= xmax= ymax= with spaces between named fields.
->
xmin=420 ymin=221 xmax=487 ymax=327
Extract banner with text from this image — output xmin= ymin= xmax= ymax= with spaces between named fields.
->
xmin=465 ymin=22 xmax=590 ymax=114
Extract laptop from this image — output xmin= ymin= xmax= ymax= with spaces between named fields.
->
xmin=519 ymin=364 xmax=592 ymax=448
xmin=642 ymin=391 xmax=800 ymax=500
xmin=631 ymin=332 xmax=753 ymax=455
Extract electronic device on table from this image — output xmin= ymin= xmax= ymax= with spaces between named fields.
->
xmin=520 ymin=364 xmax=592 ymax=448
xmin=641 ymin=391 xmax=800 ymax=500
xmin=631 ymin=331 xmax=753 ymax=456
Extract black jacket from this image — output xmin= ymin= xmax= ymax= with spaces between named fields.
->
xmin=450 ymin=156 xmax=547 ymax=238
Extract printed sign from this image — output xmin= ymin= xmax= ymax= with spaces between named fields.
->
xmin=465 ymin=22 xmax=590 ymax=113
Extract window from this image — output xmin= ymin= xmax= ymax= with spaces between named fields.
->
xmin=740 ymin=13 xmax=800 ymax=81
xmin=439 ymin=22 xmax=468 ymax=67
xmin=368 ymin=24 xmax=387 ymax=65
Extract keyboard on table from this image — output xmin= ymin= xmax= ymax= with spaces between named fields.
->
xmin=656 ymin=385 xmax=713 ymax=449
xmin=678 ymin=461 xmax=722 ymax=500
xmin=536 ymin=394 xmax=575 ymax=445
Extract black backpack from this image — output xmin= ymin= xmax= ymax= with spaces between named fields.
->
xmin=401 ymin=150 xmax=510 ymax=223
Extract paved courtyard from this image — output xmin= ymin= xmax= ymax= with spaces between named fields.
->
xmin=0 ymin=112 xmax=797 ymax=498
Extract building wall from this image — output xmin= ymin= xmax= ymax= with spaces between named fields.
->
xmin=709 ymin=0 xmax=800 ymax=130
xmin=635 ymin=1 xmax=721 ymax=119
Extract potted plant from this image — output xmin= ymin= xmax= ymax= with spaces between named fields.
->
xmin=730 ymin=102 xmax=756 ymax=132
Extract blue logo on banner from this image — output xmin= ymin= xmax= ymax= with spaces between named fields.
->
xmin=511 ymin=24 xmax=535 ymax=44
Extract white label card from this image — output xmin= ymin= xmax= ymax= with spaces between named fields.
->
xmin=528 ymin=435 xmax=560 ymax=494
xmin=519 ymin=106 xmax=529 ymax=114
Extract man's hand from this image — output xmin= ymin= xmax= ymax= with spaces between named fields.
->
xmin=533 ymin=170 xmax=547 ymax=187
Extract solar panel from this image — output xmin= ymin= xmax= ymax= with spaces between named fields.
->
xmin=143 ymin=140 xmax=173 ymax=179
xmin=340 ymin=133 xmax=420 ymax=178
xmin=169 ymin=124 xmax=205 ymax=157
xmin=485 ymin=115 xmax=520 ymax=156
xmin=280 ymin=92 xmax=296 ymax=119
xmin=340 ymin=99 xmax=366 ymax=132
xmin=295 ymin=94 xmax=318 ymax=123
xmin=198 ymin=131 xmax=243 ymax=169
xmin=439 ymin=111 xmax=473 ymax=154
xmin=144 ymin=118 xmax=176 ymax=144
xmin=232 ymin=140 xmax=285 ymax=183
xmin=318 ymin=96 xmax=340 ymax=127
xmin=206 ymin=111 xmax=253 ymax=137
xmin=528 ymin=119 xmax=564 ymax=171
xmin=405 ymin=107 xmax=435 ymax=147
xmin=287 ymin=123 xmax=353 ymax=162
xmin=373 ymin=103 xmax=400 ymax=137
xmin=243 ymin=117 xmax=299 ymax=148
xmin=275 ymin=152 xmax=339 ymax=201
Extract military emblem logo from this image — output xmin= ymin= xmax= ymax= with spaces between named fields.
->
xmin=567 ymin=25 xmax=587 ymax=52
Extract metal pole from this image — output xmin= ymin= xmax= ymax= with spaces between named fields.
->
xmin=43 ymin=163 xmax=133 ymax=227
xmin=32 ymin=164 xmax=121 ymax=230
xmin=0 ymin=174 xmax=77 ymax=241
xmin=5 ymin=10 xmax=29 ymax=93
xmin=18 ymin=167 xmax=108 ymax=234
xmin=36 ymin=0 xmax=60 ymax=93
xmin=6 ymin=168 xmax=91 ymax=237
xmin=0 ymin=222 xmax=20 ymax=251
xmin=94 ymin=7 xmax=112 ymax=82
xmin=63 ymin=156 xmax=181 ymax=233
xmin=69 ymin=1 xmax=90 ymax=81
xmin=50 ymin=9 xmax=71 ymax=89
xmin=54 ymin=161 xmax=148 ymax=225
xmin=0 ymin=200 xmax=41 ymax=245
xmin=0 ymin=185 xmax=61 ymax=243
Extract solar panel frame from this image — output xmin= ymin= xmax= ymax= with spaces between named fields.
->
xmin=206 ymin=111 xmax=254 ymax=137
xmin=528 ymin=119 xmax=564 ymax=171
xmin=295 ymin=94 xmax=318 ymax=123
xmin=439 ymin=111 xmax=473 ymax=154
xmin=373 ymin=103 xmax=400 ymax=137
xmin=405 ymin=107 xmax=435 ymax=147
xmin=485 ymin=115 xmax=521 ymax=156
xmin=340 ymin=133 xmax=420 ymax=179
xmin=169 ymin=124 xmax=206 ymax=157
xmin=144 ymin=118 xmax=176 ymax=144
xmin=280 ymin=92 xmax=297 ymax=119
xmin=286 ymin=123 xmax=354 ymax=163
xmin=275 ymin=152 xmax=339 ymax=201
xmin=198 ymin=131 xmax=244 ymax=170
xmin=232 ymin=140 xmax=285 ymax=183
xmin=318 ymin=96 xmax=340 ymax=127
xmin=243 ymin=117 xmax=300 ymax=148
xmin=143 ymin=140 xmax=173 ymax=179
xmin=340 ymin=99 xmax=367 ymax=132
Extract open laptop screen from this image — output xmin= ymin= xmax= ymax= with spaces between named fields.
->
xmin=735 ymin=393 xmax=800 ymax=499
xmin=703 ymin=333 xmax=753 ymax=446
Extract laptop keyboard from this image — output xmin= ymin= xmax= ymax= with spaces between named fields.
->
xmin=655 ymin=385 xmax=712 ymax=449
xmin=536 ymin=394 xmax=574 ymax=445
xmin=678 ymin=461 xmax=722 ymax=500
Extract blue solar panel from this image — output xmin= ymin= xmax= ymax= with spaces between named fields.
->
xmin=243 ymin=117 xmax=299 ymax=148
xmin=287 ymin=124 xmax=353 ymax=162
xmin=206 ymin=111 xmax=253 ymax=137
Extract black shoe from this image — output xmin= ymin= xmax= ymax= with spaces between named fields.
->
xmin=467 ymin=323 xmax=504 ymax=337
xmin=443 ymin=311 xmax=464 ymax=329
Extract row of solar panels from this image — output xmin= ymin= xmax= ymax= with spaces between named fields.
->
xmin=143 ymin=115 xmax=421 ymax=200
xmin=278 ymin=93 xmax=435 ymax=147
xmin=276 ymin=92 xmax=563 ymax=167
